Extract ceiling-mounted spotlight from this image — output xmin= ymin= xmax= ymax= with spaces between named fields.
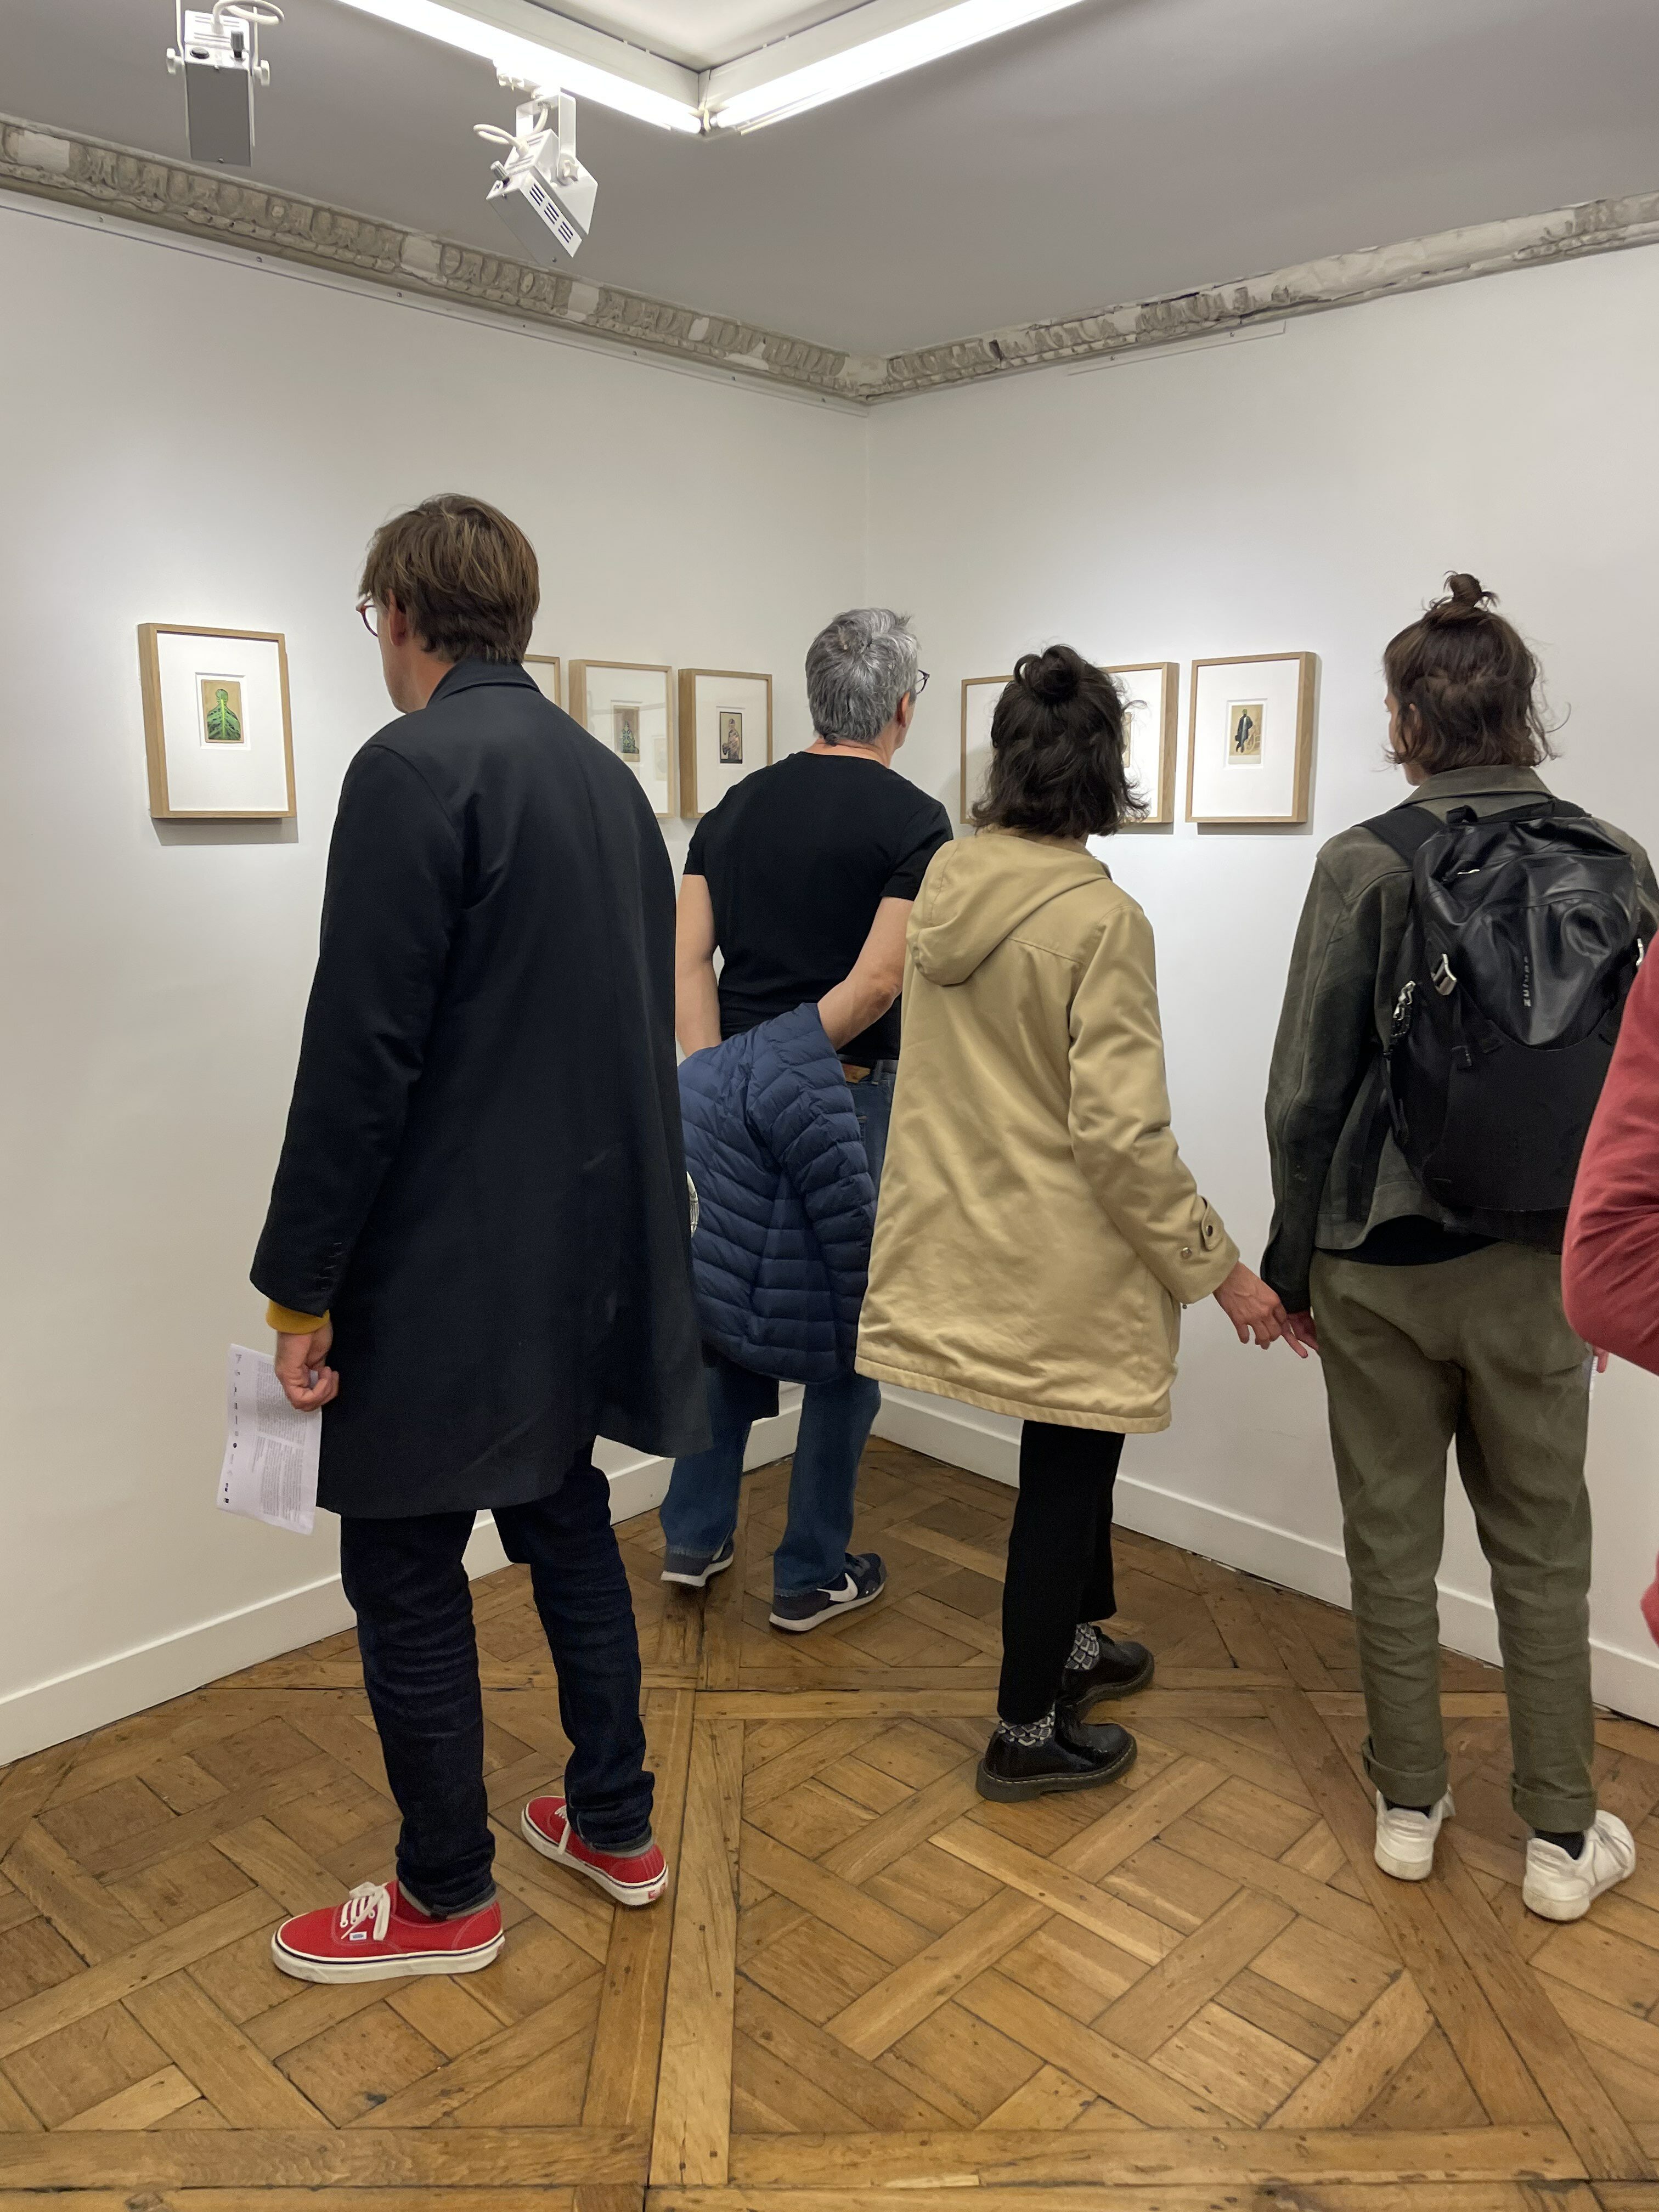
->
xmin=474 ymin=94 xmax=597 ymax=267
xmin=166 ymin=0 xmax=283 ymax=166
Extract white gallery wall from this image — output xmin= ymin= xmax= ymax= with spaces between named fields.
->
xmin=0 ymin=198 xmax=865 ymax=1758
xmin=7 ymin=184 xmax=1659 ymax=1760
xmin=866 ymin=241 xmax=1659 ymax=1724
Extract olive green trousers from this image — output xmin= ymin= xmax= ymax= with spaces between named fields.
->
xmin=1310 ymin=1242 xmax=1597 ymax=1833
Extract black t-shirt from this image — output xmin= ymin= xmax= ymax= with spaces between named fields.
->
xmin=685 ymin=750 xmax=953 ymax=1064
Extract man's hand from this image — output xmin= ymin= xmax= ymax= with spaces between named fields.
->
xmin=1212 ymin=1262 xmax=1306 ymax=1356
xmin=274 ymin=1323 xmax=340 ymax=1410
xmin=1287 ymin=1310 xmax=1321 ymax=1357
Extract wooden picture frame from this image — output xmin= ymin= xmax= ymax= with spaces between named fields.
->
xmin=1186 ymin=651 xmax=1317 ymax=826
xmin=524 ymin=653 xmax=561 ymax=706
xmin=1110 ymin=662 xmax=1179 ymax=830
xmin=678 ymin=669 xmax=774 ymax=818
xmin=569 ymin=659 xmax=675 ymax=819
xmin=138 ymin=622 xmax=296 ymax=820
xmin=960 ymin=674 xmax=1012 ymax=823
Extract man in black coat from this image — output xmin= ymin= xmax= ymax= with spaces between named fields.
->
xmin=253 ymin=494 xmax=706 ymax=1985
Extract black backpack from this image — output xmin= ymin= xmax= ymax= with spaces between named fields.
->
xmin=1366 ymin=797 xmax=1644 ymax=1241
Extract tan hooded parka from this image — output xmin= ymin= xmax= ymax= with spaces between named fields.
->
xmin=857 ymin=830 xmax=1238 ymax=1431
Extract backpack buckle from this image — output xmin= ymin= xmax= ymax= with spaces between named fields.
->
xmin=1431 ymin=953 xmax=1457 ymax=997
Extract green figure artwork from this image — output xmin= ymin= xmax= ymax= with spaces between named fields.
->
xmin=205 ymin=686 xmax=242 ymax=743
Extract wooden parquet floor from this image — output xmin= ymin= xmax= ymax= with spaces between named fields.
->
xmin=1 ymin=1440 xmax=1658 ymax=2212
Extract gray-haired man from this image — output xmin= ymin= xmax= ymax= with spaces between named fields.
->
xmin=663 ymin=609 xmax=952 ymax=1628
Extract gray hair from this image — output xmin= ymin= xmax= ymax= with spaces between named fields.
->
xmin=805 ymin=608 xmax=921 ymax=747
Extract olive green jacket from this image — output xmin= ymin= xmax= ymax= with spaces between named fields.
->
xmin=1261 ymin=767 xmax=1658 ymax=1313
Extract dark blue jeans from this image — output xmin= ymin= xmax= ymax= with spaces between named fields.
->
xmin=339 ymin=1452 xmax=651 ymax=1916
xmin=661 ymin=1063 xmax=893 ymax=1598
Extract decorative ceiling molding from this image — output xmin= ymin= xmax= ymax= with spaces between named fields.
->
xmin=5 ymin=113 xmax=1659 ymax=407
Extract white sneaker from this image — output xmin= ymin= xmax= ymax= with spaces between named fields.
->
xmin=1374 ymin=1788 xmax=1454 ymax=1881
xmin=1523 ymin=1812 xmax=1636 ymax=1922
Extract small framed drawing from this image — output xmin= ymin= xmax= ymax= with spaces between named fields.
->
xmin=960 ymin=674 xmax=1011 ymax=823
xmin=1110 ymin=662 xmax=1178 ymax=829
xmin=1187 ymin=652 xmax=1317 ymax=826
xmin=678 ymin=669 xmax=773 ymax=817
xmin=137 ymin=623 xmax=296 ymax=820
xmin=569 ymin=660 xmax=675 ymax=817
xmin=524 ymin=653 xmax=561 ymax=706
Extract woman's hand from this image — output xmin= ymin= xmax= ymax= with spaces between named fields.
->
xmin=1213 ymin=1262 xmax=1306 ymax=1356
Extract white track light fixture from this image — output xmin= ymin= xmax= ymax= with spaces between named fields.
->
xmin=475 ymin=94 xmax=597 ymax=266
xmin=166 ymin=0 xmax=283 ymax=165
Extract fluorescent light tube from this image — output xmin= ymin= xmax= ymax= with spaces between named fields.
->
xmin=704 ymin=0 xmax=1093 ymax=132
xmin=331 ymin=0 xmax=703 ymax=132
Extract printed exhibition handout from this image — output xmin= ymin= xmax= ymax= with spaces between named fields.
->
xmin=217 ymin=1344 xmax=320 ymax=1536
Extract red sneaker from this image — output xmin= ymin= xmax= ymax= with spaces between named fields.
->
xmin=521 ymin=1797 xmax=668 ymax=1907
xmin=270 ymin=1880 xmax=503 ymax=1984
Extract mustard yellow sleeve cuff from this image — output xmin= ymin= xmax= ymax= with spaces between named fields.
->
xmin=267 ymin=1300 xmax=329 ymax=1334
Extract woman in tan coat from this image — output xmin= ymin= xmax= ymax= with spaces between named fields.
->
xmin=859 ymin=647 xmax=1297 ymax=1801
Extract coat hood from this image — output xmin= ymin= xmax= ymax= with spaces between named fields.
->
xmin=910 ymin=832 xmax=1108 ymax=987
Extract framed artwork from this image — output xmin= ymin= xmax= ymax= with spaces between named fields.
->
xmin=138 ymin=624 xmax=295 ymax=820
xmin=960 ymin=674 xmax=1011 ymax=823
xmin=1112 ymin=662 xmax=1179 ymax=829
xmin=569 ymin=659 xmax=675 ymax=818
xmin=1187 ymin=653 xmax=1317 ymax=825
xmin=524 ymin=653 xmax=561 ymax=706
xmin=678 ymin=669 xmax=774 ymax=817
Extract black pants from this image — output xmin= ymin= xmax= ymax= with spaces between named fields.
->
xmin=998 ymin=1421 xmax=1126 ymax=1725
xmin=338 ymin=1452 xmax=652 ymax=1916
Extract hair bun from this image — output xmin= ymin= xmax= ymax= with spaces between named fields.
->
xmin=1015 ymin=645 xmax=1085 ymax=708
xmin=1427 ymin=572 xmax=1496 ymax=626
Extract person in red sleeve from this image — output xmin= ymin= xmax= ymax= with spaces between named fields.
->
xmin=1563 ymin=951 xmax=1659 ymax=1647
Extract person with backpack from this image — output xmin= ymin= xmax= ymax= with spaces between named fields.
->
xmin=1263 ymin=573 xmax=1658 ymax=1923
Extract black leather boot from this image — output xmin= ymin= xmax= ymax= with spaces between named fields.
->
xmin=976 ymin=1714 xmax=1137 ymax=1802
xmin=1059 ymin=1633 xmax=1154 ymax=1718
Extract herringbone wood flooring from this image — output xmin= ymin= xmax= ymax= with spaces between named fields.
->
xmin=1 ymin=1440 xmax=1656 ymax=2212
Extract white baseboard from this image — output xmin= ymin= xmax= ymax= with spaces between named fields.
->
xmin=0 ymin=1398 xmax=803 ymax=1767
xmin=873 ymin=1387 xmax=1659 ymax=1729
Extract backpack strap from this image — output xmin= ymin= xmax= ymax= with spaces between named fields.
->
xmin=1362 ymin=802 xmax=1441 ymax=864
xmin=1362 ymin=793 xmax=1585 ymax=863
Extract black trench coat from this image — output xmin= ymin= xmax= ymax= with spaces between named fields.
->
xmin=252 ymin=659 xmax=708 ymax=1517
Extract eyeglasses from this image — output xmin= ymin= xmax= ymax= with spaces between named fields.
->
xmin=913 ymin=669 xmax=930 ymax=699
xmin=357 ymin=600 xmax=380 ymax=639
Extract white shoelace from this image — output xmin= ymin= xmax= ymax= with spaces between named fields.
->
xmin=338 ymin=1881 xmax=393 ymax=1942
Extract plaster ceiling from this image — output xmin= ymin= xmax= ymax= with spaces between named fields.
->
xmin=3 ymin=0 xmax=1658 ymax=358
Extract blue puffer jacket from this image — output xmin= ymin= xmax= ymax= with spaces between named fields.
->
xmin=679 ymin=1003 xmax=876 ymax=1384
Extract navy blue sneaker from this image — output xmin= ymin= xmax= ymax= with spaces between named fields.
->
xmin=659 ymin=1535 xmax=735 ymax=1589
xmin=769 ymin=1553 xmax=887 ymax=1634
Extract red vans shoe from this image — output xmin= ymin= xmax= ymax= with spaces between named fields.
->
xmin=521 ymin=1797 xmax=668 ymax=1907
xmin=270 ymin=1880 xmax=503 ymax=1983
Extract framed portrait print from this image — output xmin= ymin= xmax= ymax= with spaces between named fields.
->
xmin=524 ymin=653 xmax=561 ymax=706
xmin=137 ymin=623 xmax=295 ymax=820
xmin=678 ymin=669 xmax=773 ymax=817
xmin=1187 ymin=652 xmax=1317 ymax=825
xmin=960 ymin=674 xmax=1011 ymax=823
xmin=569 ymin=660 xmax=675 ymax=818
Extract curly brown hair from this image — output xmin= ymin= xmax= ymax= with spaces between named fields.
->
xmin=1383 ymin=573 xmax=1553 ymax=776
xmin=970 ymin=646 xmax=1144 ymax=841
